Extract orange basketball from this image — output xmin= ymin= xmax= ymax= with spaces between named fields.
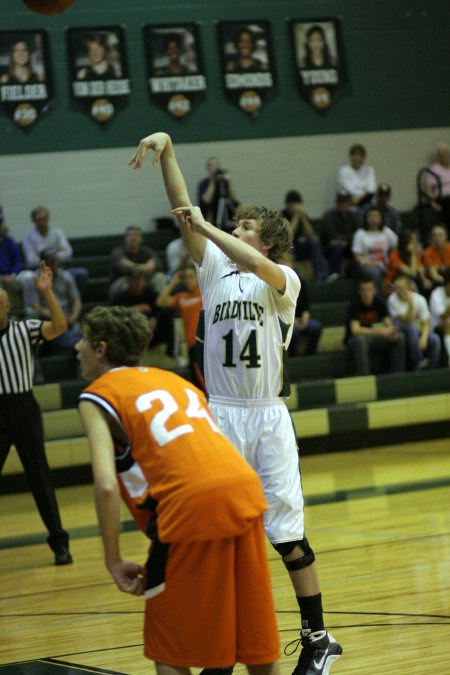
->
xmin=22 ymin=0 xmax=76 ymax=15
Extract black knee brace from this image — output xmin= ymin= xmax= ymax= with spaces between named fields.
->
xmin=272 ymin=537 xmax=315 ymax=571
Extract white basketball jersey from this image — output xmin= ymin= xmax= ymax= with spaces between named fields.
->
xmin=196 ymin=241 xmax=300 ymax=400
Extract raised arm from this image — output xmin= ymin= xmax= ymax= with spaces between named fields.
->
xmin=34 ymin=262 xmax=67 ymax=340
xmin=129 ymin=132 xmax=206 ymax=264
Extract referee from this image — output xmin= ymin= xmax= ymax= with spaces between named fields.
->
xmin=0 ymin=261 xmax=73 ymax=565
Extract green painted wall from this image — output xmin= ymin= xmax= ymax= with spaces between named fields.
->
xmin=0 ymin=0 xmax=449 ymax=155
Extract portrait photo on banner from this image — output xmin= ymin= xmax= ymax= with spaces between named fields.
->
xmin=217 ymin=20 xmax=275 ymax=116
xmin=66 ymin=26 xmax=131 ymax=124
xmin=144 ymin=23 xmax=206 ymax=118
xmin=0 ymin=29 xmax=53 ymax=128
xmin=289 ymin=17 xmax=347 ymax=112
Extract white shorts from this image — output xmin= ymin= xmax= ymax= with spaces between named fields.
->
xmin=208 ymin=396 xmax=304 ymax=543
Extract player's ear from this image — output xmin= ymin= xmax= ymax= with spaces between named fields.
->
xmin=262 ymin=239 xmax=274 ymax=254
xmin=96 ymin=340 xmax=108 ymax=359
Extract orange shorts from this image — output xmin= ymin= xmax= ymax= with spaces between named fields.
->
xmin=143 ymin=516 xmax=280 ymax=668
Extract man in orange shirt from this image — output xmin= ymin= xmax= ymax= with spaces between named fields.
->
xmin=76 ymin=305 xmax=280 ymax=675
xmin=423 ymin=224 xmax=450 ymax=287
xmin=156 ymin=262 xmax=205 ymax=391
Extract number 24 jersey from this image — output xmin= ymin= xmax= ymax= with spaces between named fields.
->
xmin=80 ymin=366 xmax=266 ymax=543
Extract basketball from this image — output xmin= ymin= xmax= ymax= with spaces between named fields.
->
xmin=22 ymin=0 xmax=76 ymax=15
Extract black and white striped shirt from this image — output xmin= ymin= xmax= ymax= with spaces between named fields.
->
xmin=0 ymin=319 xmax=43 ymax=395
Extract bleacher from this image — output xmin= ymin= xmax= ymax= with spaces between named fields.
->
xmin=2 ymin=226 xmax=449 ymax=493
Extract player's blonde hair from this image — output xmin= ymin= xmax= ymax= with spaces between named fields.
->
xmin=233 ymin=204 xmax=292 ymax=263
xmin=82 ymin=306 xmax=151 ymax=366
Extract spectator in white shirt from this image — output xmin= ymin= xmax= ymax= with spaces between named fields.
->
xmin=429 ymin=266 xmax=450 ymax=366
xmin=352 ymin=207 xmax=398 ymax=293
xmin=337 ymin=143 xmax=377 ymax=208
xmin=166 ymin=233 xmax=190 ymax=277
xmin=388 ymin=275 xmax=441 ymax=370
xmin=22 ymin=207 xmax=88 ymax=294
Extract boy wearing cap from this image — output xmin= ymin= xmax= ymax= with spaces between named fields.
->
xmin=320 ymin=190 xmax=360 ymax=277
xmin=282 ymin=190 xmax=329 ymax=281
xmin=365 ymin=183 xmax=403 ymax=234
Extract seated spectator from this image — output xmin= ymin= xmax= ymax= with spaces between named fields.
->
xmin=0 ymin=207 xmax=22 ymax=291
xmin=344 ymin=278 xmax=405 ymax=375
xmin=352 ymin=207 xmax=398 ymax=292
xmin=282 ymin=190 xmax=329 ymax=281
xmin=337 ymin=143 xmax=377 ymax=208
xmin=112 ymin=268 xmax=174 ymax=357
xmin=156 ymin=263 xmax=205 ymax=390
xmin=109 ymin=225 xmax=166 ymax=301
xmin=423 ymin=224 xmax=450 ymax=287
xmin=365 ymin=183 xmax=403 ymax=234
xmin=429 ymin=266 xmax=450 ymax=367
xmin=197 ymin=157 xmax=239 ymax=229
xmin=424 ymin=142 xmax=450 ymax=228
xmin=166 ymin=227 xmax=190 ymax=278
xmin=384 ymin=229 xmax=431 ymax=296
xmin=284 ymin=254 xmax=323 ymax=357
xmin=388 ymin=275 xmax=441 ymax=370
xmin=24 ymin=248 xmax=82 ymax=351
xmin=21 ymin=206 xmax=88 ymax=294
xmin=320 ymin=189 xmax=359 ymax=278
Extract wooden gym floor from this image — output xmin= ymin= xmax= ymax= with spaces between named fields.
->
xmin=0 ymin=437 xmax=449 ymax=674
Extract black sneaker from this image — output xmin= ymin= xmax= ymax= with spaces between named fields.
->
xmin=199 ymin=669 xmax=234 ymax=675
xmin=291 ymin=630 xmax=342 ymax=675
xmin=54 ymin=547 xmax=73 ymax=566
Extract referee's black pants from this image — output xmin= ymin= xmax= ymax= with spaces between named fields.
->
xmin=0 ymin=392 xmax=69 ymax=552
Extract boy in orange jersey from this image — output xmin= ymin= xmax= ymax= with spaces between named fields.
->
xmin=76 ymin=305 xmax=280 ymax=675
xmin=156 ymin=262 xmax=205 ymax=391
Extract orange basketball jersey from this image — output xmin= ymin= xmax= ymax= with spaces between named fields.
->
xmin=80 ymin=367 xmax=267 ymax=543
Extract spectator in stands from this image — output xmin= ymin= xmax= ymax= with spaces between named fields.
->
xmin=384 ymin=229 xmax=431 ymax=296
xmin=365 ymin=183 xmax=403 ymax=234
xmin=109 ymin=225 xmax=165 ymax=302
xmin=429 ymin=266 xmax=450 ymax=367
xmin=166 ymin=225 xmax=190 ymax=278
xmin=22 ymin=206 xmax=88 ymax=294
xmin=352 ymin=207 xmax=398 ymax=293
xmin=112 ymin=268 xmax=174 ymax=357
xmin=197 ymin=157 xmax=239 ymax=229
xmin=344 ymin=278 xmax=405 ymax=375
xmin=424 ymin=142 xmax=450 ymax=228
xmin=320 ymin=189 xmax=359 ymax=278
xmin=388 ymin=275 xmax=441 ymax=370
xmin=284 ymin=253 xmax=323 ymax=357
xmin=282 ymin=190 xmax=330 ymax=281
xmin=423 ymin=224 xmax=450 ymax=287
xmin=156 ymin=263 xmax=205 ymax=390
xmin=337 ymin=143 xmax=376 ymax=208
xmin=0 ymin=207 xmax=22 ymax=290
xmin=24 ymin=248 xmax=82 ymax=351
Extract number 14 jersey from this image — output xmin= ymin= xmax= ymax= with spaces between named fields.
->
xmin=196 ymin=241 xmax=300 ymax=400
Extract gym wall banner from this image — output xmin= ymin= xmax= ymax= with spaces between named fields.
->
xmin=66 ymin=26 xmax=131 ymax=124
xmin=144 ymin=23 xmax=207 ymax=118
xmin=289 ymin=17 xmax=348 ymax=112
xmin=0 ymin=29 xmax=54 ymax=129
xmin=217 ymin=20 xmax=276 ymax=117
